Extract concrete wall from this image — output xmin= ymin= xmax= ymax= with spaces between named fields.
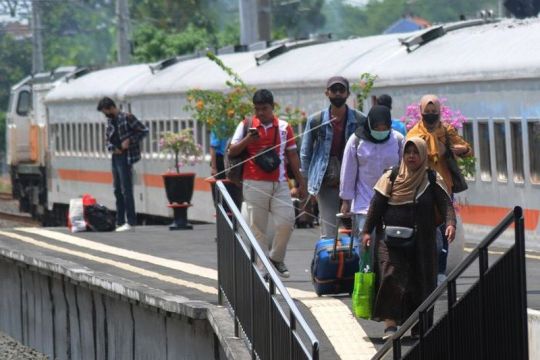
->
xmin=0 ymin=251 xmax=250 ymax=360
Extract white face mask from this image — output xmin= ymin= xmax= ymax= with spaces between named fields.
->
xmin=368 ymin=118 xmax=390 ymax=141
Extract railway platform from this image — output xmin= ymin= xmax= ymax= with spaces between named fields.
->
xmin=0 ymin=224 xmax=538 ymax=359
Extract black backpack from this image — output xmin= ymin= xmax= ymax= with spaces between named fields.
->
xmin=85 ymin=204 xmax=116 ymax=232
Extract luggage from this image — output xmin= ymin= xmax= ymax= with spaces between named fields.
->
xmin=293 ymin=197 xmax=315 ymax=228
xmin=311 ymin=215 xmax=360 ymax=296
xmin=85 ymin=204 xmax=116 ymax=232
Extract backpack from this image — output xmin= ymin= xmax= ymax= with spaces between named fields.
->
xmin=85 ymin=204 xmax=116 ymax=232
xmin=224 ymin=118 xmax=253 ymax=185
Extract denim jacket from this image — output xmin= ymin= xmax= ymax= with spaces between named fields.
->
xmin=300 ymin=106 xmax=363 ymax=195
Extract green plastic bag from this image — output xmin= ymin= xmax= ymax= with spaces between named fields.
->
xmin=352 ymin=248 xmax=375 ymax=319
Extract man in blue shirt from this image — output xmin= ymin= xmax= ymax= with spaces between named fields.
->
xmin=377 ymin=94 xmax=407 ymax=136
xmin=210 ymin=131 xmax=241 ymax=208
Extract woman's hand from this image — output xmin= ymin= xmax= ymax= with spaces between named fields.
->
xmin=445 ymin=225 xmax=456 ymax=243
xmin=362 ymin=233 xmax=371 ymax=248
xmin=450 ymin=144 xmax=468 ymax=156
xmin=340 ymin=200 xmax=351 ymax=216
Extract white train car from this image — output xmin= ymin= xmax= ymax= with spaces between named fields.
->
xmin=7 ymin=17 xmax=540 ymax=253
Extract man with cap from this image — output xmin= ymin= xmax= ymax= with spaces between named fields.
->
xmin=300 ymin=76 xmax=365 ymax=239
xmin=377 ymin=94 xmax=407 ymax=136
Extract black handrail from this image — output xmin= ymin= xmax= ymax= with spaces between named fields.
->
xmin=215 ymin=181 xmax=319 ymax=360
xmin=372 ymin=206 xmax=527 ymax=359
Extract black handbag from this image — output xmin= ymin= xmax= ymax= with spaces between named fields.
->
xmin=445 ymin=132 xmax=468 ymax=194
xmin=253 ymin=125 xmax=281 ymax=173
xmin=383 ymin=177 xmax=421 ymax=248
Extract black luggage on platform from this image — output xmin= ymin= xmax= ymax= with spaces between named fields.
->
xmin=311 ymin=215 xmax=360 ymax=296
xmin=85 ymin=204 xmax=116 ymax=232
xmin=293 ymin=197 xmax=315 ymax=228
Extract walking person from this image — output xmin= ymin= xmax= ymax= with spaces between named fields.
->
xmin=97 ymin=97 xmax=148 ymax=232
xmin=339 ymin=105 xmax=404 ymax=233
xmin=376 ymin=94 xmax=407 ymax=136
xmin=406 ymin=94 xmax=472 ymax=282
xmin=209 ymin=130 xmax=242 ymax=209
xmin=300 ymin=76 xmax=364 ymax=239
xmin=361 ymin=137 xmax=456 ymax=339
xmin=228 ymin=89 xmax=306 ymax=277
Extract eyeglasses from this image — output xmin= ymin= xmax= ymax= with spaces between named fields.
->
xmin=329 ymin=85 xmax=347 ymax=94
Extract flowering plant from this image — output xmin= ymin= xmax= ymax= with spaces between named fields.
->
xmin=185 ymin=52 xmax=307 ymax=140
xmin=351 ymin=73 xmax=378 ymax=112
xmin=401 ymin=99 xmax=475 ymax=177
xmin=159 ymin=129 xmax=203 ymax=173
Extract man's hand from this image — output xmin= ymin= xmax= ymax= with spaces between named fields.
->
xmin=113 ymin=148 xmax=123 ymax=155
xmin=450 ymin=144 xmax=468 ymax=156
xmin=121 ymin=138 xmax=130 ymax=150
xmin=340 ymin=200 xmax=351 ymax=216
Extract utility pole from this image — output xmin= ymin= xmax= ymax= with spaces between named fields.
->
xmin=31 ymin=0 xmax=44 ymax=73
xmin=116 ymin=0 xmax=131 ymax=65
xmin=239 ymin=0 xmax=258 ymax=45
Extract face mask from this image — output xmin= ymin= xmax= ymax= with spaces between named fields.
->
xmin=423 ymin=113 xmax=439 ymax=125
xmin=368 ymin=117 xmax=390 ymax=141
xmin=329 ymin=97 xmax=347 ymax=108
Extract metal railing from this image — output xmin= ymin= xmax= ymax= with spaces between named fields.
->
xmin=215 ymin=181 xmax=319 ymax=360
xmin=373 ymin=206 xmax=528 ymax=360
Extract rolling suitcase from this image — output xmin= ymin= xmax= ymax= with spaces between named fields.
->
xmin=311 ymin=214 xmax=361 ymax=296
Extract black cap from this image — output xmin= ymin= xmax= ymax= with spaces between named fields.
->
xmin=376 ymin=94 xmax=392 ymax=109
xmin=326 ymin=76 xmax=349 ymax=91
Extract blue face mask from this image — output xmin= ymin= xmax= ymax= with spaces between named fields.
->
xmin=368 ymin=118 xmax=390 ymax=140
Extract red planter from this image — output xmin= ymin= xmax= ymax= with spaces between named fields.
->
xmin=162 ymin=173 xmax=195 ymax=205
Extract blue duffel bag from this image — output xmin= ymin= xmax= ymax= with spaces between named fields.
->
xmin=311 ymin=216 xmax=361 ymax=296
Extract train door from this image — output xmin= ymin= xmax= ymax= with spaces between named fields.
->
xmin=7 ymin=85 xmax=33 ymax=164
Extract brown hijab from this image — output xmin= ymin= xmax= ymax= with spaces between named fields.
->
xmin=374 ymin=137 xmax=448 ymax=205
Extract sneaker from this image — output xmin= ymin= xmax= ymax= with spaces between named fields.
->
xmin=382 ymin=326 xmax=398 ymax=340
xmin=270 ymin=259 xmax=290 ymax=278
xmin=116 ymin=224 xmax=134 ymax=232
xmin=437 ymin=273 xmax=447 ymax=286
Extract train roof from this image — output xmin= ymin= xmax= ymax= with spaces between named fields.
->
xmin=45 ymin=17 xmax=540 ymax=104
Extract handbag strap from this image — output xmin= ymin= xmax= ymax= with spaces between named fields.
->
xmin=387 ymin=171 xmax=424 ymax=231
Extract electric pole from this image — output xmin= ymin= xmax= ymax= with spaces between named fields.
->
xmin=239 ymin=0 xmax=258 ymax=45
xmin=258 ymin=0 xmax=271 ymax=42
xmin=31 ymin=0 xmax=44 ymax=73
xmin=116 ymin=0 xmax=131 ymax=65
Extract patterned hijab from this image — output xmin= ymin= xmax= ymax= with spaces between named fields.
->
xmin=374 ymin=137 xmax=448 ymax=205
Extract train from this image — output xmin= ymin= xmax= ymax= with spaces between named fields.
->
xmin=6 ymin=16 xmax=540 ymax=253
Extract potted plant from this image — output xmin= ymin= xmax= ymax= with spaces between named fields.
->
xmin=160 ymin=129 xmax=203 ymax=206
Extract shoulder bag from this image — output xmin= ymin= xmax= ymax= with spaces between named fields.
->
xmin=444 ymin=131 xmax=468 ymax=194
xmin=253 ymin=124 xmax=281 ymax=172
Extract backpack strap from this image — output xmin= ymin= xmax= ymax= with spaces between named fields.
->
xmin=310 ymin=111 xmax=324 ymax=143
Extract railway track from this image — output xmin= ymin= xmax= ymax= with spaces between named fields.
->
xmin=0 ymin=193 xmax=40 ymax=225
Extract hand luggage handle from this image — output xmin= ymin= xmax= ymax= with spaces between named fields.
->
xmin=331 ymin=213 xmax=356 ymax=259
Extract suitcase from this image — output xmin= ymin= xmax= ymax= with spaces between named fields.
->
xmin=293 ymin=197 xmax=315 ymax=228
xmin=311 ymin=215 xmax=361 ymax=296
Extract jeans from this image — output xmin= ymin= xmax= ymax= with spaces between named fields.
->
xmin=112 ymin=153 xmax=136 ymax=226
xmin=317 ymin=185 xmax=340 ymax=239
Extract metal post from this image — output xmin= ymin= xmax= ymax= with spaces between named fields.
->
xmin=514 ymin=207 xmax=528 ymax=360
xmin=447 ymin=280 xmax=457 ymax=360
xmin=116 ymin=0 xmax=131 ymax=65
xmin=31 ymin=0 xmax=44 ymax=73
xmin=238 ymin=0 xmax=258 ymax=45
xmin=257 ymin=0 xmax=272 ymax=42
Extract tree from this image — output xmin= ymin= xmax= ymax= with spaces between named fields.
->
xmin=273 ymin=0 xmax=326 ymax=39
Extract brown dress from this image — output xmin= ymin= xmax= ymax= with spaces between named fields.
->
xmin=363 ymin=183 xmax=456 ymax=324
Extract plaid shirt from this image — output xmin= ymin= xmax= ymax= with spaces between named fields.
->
xmin=106 ymin=112 xmax=148 ymax=165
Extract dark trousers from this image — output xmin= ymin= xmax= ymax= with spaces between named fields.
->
xmin=112 ymin=153 xmax=136 ymax=226
xmin=211 ymin=154 xmax=242 ymax=210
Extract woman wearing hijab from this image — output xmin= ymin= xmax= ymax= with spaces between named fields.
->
xmin=361 ymin=137 xmax=456 ymax=339
xmin=340 ymin=105 xmax=404 ymax=232
xmin=406 ymin=94 xmax=472 ymax=282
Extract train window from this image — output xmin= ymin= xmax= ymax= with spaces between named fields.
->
xmin=16 ymin=90 xmax=31 ymax=116
xmin=494 ymin=122 xmax=507 ymax=182
xmin=462 ymin=123 xmax=474 ymax=152
xmin=66 ymin=123 xmax=72 ymax=153
xmin=166 ymin=120 xmax=171 ymax=132
xmin=143 ymin=121 xmax=150 ymax=154
xmin=151 ymin=121 xmax=158 ymax=153
xmin=528 ymin=121 xmax=540 ymax=184
xmin=98 ymin=123 xmax=105 ymax=155
xmin=510 ymin=122 xmax=524 ymax=183
xmin=77 ymin=123 xmax=83 ymax=154
xmin=172 ymin=120 xmax=179 ymax=133
xmin=89 ymin=123 xmax=95 ymax=154
xmin=82 ymin=123 xmax=88 ymax=153
xmin=478 ymin=122 xmax=491 ymax=181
